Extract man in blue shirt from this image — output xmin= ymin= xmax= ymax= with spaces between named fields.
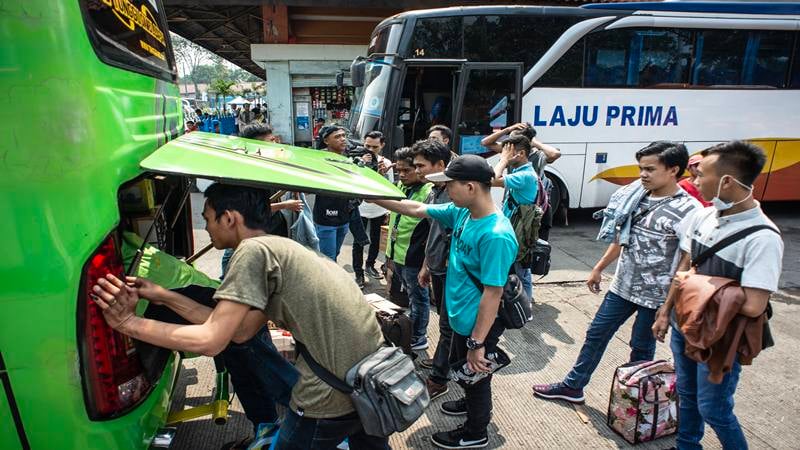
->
xmin=491 ymin=134 xmax=538 ymax=297
xmin=374 ymin=155 xmax=518 ymax=449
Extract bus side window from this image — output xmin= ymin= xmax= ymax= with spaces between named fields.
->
xmin=79 ymin=0 xmax=176 ymax=81
xmin=692 ymin=29 xmax=793 ymax=88
xmin=584 ymin=28 xmax=692 ymax=88
xmin=792 ymin=36 xmax=800 ymax=88
xmin=408 ymin=17 xmax=463 ymax=59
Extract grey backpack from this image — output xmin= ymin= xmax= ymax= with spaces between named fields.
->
xmin=296 ymin=342 xmax=429 ymax=437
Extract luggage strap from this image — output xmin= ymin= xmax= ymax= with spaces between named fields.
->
xmin=691 ymin=225 xmax=779 ymax=268
xmin=295 ymin=341 xmax=353 ymax=394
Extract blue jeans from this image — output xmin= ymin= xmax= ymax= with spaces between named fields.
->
xmin=315 ymin=223 xmax=349 ymax=261
xmin=222 ymin=327 xmax=299 ymax=431
xmin=348 ymin=208 xmax=370 ymax=246
xmin=394 ymin=263 xmax=430 ymax=344
xmin=144 ymin=289 xmax=298 ymax=433
xmin=275 ymin=410 xmax=390 ymax=450
xmin=670 ymin=327 xmax=748 ymax=450
xmin=514 ymin=264 xmax=533 ymax=298
xmin=564 ymin=291 xmax=657 ymax=390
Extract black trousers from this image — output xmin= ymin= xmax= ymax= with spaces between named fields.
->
xmin=449 ymin=318 xmax=506 ymax=436
xmin=352 ymin=216 xmax=384 ymax=275
xmin=430 ymin=273 xmax=453 ymax=385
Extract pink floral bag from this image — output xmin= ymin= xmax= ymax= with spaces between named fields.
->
xmin=607 ymin=359 xmax=678 ymax=444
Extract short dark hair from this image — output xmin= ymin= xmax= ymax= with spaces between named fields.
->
xmin=394 ymin=147 xmax=414 ymax=166
xmin=505 ymin=134 xmax=531 ymax=156
xmin=411 ymin=138 xmax=451 ymax=167
xmin=427 ymin=125 xmax=452 ymax=141
xmin=510 ymin=122 xmax=536 ymax=140
xmin=315 ymin=118 xmax=325 ymax=123
xmin=240 ymin=124 xmax=273 ymax=140
xmin=701 ymin=140 xmax=766 ymax=186
xmin=635 ymin=141 xmax=689 ymax=180
xmin=204 ymin=183 xmax=271 ymax=232
xmin=364 ymin=130 xmax=385 ymax=143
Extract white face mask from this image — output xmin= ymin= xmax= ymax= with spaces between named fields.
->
xmin=711 ymin=175 xmax=753 ymax=211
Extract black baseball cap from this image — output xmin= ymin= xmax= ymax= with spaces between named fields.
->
xmin=320 ymin=125 xmax=346 ymax=140
xmin=426 ymin=154 xmax=494 ymax=183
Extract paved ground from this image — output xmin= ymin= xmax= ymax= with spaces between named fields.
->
xmin=167 ymin=195 xmax=799 ymax=449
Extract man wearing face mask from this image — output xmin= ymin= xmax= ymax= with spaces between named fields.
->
xmin=652 ymin=141 xmax=783 ymax=450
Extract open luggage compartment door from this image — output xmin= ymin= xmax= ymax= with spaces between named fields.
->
xmin=142 ymin=132 xmax=404 ymax=199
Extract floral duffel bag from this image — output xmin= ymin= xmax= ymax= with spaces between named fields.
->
xmin=607 ymin=359 xmax=678 ymax=444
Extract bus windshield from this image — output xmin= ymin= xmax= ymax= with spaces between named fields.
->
xmin=349 ymin=56 xmax=396 ymax=140
xmin=349 ymin=23 xmax=402 ymax=140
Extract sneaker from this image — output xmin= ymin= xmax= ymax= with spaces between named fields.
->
xmin=411 ymin=338 xmax=429 ymax=351
xmin=440 ymin=398 xmax=467 ymax=416
xmin=532 ymin=382 xmax=585 ymax=404
xmin=430 ymin=425 xmax=488 ymax=449
xmin=355 ymin=274 xmax=366 ymax=289
xmin=426 ymin=378 xmax=449 ymax=401
xmin=365 ymin=266 xmax=384 ymax=280
xmin=418 ymin=358 xmax=434 ymax=369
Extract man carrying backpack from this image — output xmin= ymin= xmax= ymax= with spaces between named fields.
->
xmin=491 ymin=134 xmax=539 ymax=298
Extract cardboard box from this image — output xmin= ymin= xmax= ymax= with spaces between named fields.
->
xmin=379 ymin=225 xmax=389 ymax=254
xmin=120 ymin=179 xmax=156 ymax=212
xmin=129 ymin=206 xmax=163 ymax=246
xmin=270 ymin=329 xmax=296 ymax=363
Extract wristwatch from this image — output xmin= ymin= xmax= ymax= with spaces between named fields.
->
xmin=466 ymin=337 xmax=484 ymax=351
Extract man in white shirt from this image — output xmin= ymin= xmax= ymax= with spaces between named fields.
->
xmin=652 ymin=140 xmax=783 ymax=450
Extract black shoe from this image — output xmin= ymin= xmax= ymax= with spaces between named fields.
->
xmin=355 ymin=274 xmax=366 ymax=289
xmin=418 ymin=358 xmax=434 ymax=369
xmin=430 ymin=425 xmax=488 ymax=449
xmin=365 ymin=266 xmax=384 ymax=280
xmin=440 ymin=398 xmax=467 ymax=416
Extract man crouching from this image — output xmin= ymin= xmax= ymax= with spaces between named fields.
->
xmin=93 ymin=183 xmax=389 ymax=450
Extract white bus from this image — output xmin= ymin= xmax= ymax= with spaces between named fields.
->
xmin=347 ymin=2 xmax=800 ymax=214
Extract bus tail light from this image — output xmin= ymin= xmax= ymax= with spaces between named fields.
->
xmin=78 ymin=234 xmax=149 ymax=419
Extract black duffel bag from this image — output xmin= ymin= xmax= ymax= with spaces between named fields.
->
xmin=465 ymin=265 xmax=532 ymax=329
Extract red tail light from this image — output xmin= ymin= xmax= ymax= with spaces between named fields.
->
xmin=79 ymin=234 xmax=150 ymax=419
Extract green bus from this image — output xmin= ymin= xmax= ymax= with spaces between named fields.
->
xmin=0 ymin=2 xmax=401 ymax=449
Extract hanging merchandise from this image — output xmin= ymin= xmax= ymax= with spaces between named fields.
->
xmin=310 ymin=86 xmax=355 ymax=124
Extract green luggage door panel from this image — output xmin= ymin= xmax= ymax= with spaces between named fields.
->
xmin=142 ymin=132 xmax=404 ymax=199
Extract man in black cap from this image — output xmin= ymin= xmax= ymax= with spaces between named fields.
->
xmin=312 ymin=125 xmax=354 ymax=261
xmin=373 ymin=155 xmax=518 ymax=449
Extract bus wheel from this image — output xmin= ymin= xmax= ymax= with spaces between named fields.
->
xmin=546 ymin=174 xmax=568 ymax=226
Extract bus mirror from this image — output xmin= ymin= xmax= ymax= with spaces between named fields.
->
xmin=351 ymin=58 xmax=366 ymax=87
xmin=336 ymin=71 xmax=344 ymax=88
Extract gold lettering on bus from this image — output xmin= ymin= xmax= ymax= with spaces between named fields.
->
xmin=140 ymin=40 xmax=166 ymax=61
xmin=101 ymin=0 xmax=166 ymax=46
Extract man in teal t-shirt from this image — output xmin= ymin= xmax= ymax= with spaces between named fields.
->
xmin=492 ymin=134 xmax=538 ymax=298
xmin=374 ymin=154 xmax=518 ymax=450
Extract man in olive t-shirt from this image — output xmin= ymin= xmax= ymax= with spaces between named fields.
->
xmin=217 ymin=235 xmax=383 ymax=418
xmin=91 ymin=183 xmax=388 ymax=449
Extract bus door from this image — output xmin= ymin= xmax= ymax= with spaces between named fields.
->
xmin=397 ymin=61 xmax=462 ymax=147
xmin=452 ymin=63 xmax=522 ymax=155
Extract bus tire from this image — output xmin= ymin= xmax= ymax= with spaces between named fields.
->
xmin=546 ymin=173 xmax=568 ymax=226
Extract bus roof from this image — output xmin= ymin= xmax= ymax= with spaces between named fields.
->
xmin=374 ymin=5 xmax=617 ymax=34
xmin=582 ymin=2 xmax=800 ymax=15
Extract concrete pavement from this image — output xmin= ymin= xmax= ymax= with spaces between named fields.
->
xmin=168 ymin=195 xmax=799 ymax=449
